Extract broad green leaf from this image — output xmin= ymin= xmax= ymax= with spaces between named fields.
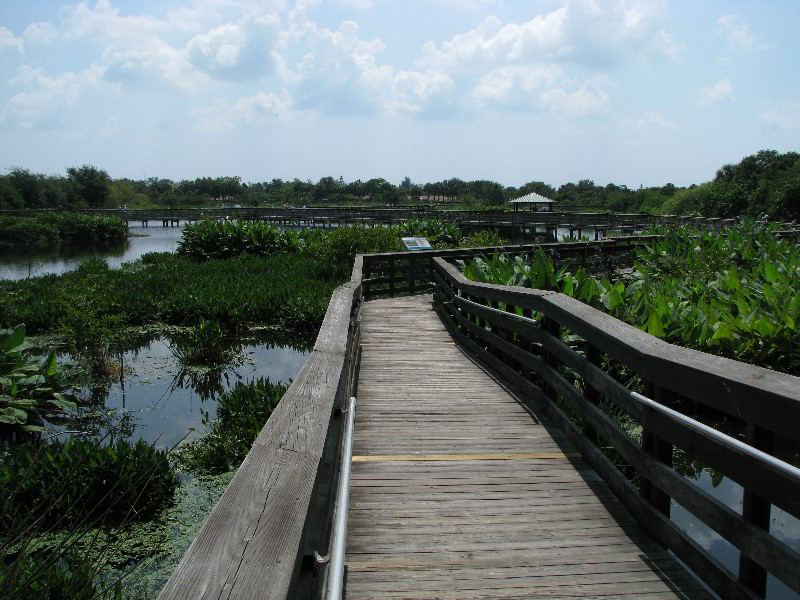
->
xmin=712 ymin=322 xmax=732 ymax=341
xmin=563 ymin=274 xmax=574 ymax=297
xmin=764 ymin=262 xmax=778 ymax=283
xmin=646 ymin=312 xmax=664 ymax=337
xmin=46 ymin=352 xmax=57 ymax=377
xmin=763 ymin=284 xmax=777 ymax=305
xmin=0 ymin=324 xmax=25 ymax=352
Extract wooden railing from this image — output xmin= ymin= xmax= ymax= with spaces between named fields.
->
xmin=430 ymin=256 xmax=800 ymax=600
xmin=158 ymin=257 xmax=365 ymax=600
xmin=362 ymin=236 xmax=659 ymax=299
xmin=0 ymin=206 xmax=743 ymax=230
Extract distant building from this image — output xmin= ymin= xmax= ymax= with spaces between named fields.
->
xmin=509 ymin=192 xmax=556 ymax=211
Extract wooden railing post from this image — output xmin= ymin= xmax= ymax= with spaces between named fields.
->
xmin=582 ymin=344 xmax=601 ymax=445
xmin=639 ymin=384 xmax=673 ymax=517
xmin=738 ymin=423 xmax=774 ymax=597
xmin=541 ymin=316 xmax=560 ymax=399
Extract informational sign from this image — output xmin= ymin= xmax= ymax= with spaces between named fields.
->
xmin=401 ymin=237 xmax=433 ymax=251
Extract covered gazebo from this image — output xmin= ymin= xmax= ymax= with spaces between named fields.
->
xmin=509 ymin=191 xmax=556 ymax=211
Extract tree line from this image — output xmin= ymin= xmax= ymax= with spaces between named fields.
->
xmin=0 ymin=150 xmax=797 ymax=219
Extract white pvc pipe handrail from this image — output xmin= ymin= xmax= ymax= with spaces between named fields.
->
xmin=326 ymin=396 xmax=357 ymax=600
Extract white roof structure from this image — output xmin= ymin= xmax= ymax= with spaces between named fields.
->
xmin=509 ymin=191 xmax=555 ymax=204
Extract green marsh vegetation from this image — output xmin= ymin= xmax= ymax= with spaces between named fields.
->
xmin=0 ymin=214 xmax=128 ymax=251
xmin=461 ymin=223 xmax=799 ymax=375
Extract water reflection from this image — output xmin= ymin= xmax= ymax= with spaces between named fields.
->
xmin=0 ymin=224 xmax=184 ymax=280
xmin=68 ymin=332 xmax=309 ymax=449
xmin=671 ymin=466 xmax=800 ymax=599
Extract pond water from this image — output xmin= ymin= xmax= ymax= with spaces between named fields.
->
xmin=0 ymin=223 xmax=185 ymax=280
xmin=0 ymin=221 xmax=610 ymax=280
xmin=69 ymin=334 xmax=310 ymax=449
xmin=672 ymin=469 xmax=800 ymax=599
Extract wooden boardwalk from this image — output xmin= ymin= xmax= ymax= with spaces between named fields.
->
xmin=345 ymin=295 xmax=710 ymax=599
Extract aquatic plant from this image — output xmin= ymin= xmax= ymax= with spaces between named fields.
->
xmin=0 ymin=252 xmax=338 ymax=341
xmin=0 ymin=214 xmax=127 ymax=251
xmin=0 ymin=548 xmax=117 ymax=600
xmin=169 ymin=320 xmax=240 ymax=368
xmin=181 ymin=378 xmax=289 ymax=473
xmin=459 ymin=224 xmax=800 ymax=375
xmin=0 ymin=437 xmax=178 ymax=536
xmin=0 ymin=325 xmax=79 ymax=439
xmin=177 ymin=220 xmax=306 ymax=260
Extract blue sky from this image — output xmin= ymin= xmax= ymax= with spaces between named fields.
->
xmin=0 ymin=0 xmax=798 ymax=188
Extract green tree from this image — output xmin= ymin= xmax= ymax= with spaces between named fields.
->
xmin=66 ymin=165 xmax=111 ymax=208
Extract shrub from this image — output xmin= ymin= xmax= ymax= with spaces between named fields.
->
xmin=0 ymin=215 xmax=127 ymax=250
xmin=0 ymin=437 xmax=178 ymax=535
xmin=461 ymin=228 xmax=507 ymax=248
xmin=0 ymin=549 xmax=110 ymax=600
xmin=310 ymin=226 xmax=405 ymax=277
xmin=176 ymin=220 xmax=305 ymax=260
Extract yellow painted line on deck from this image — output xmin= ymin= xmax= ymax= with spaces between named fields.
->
xmin=352 ymin=452 xmax=580 ymax=463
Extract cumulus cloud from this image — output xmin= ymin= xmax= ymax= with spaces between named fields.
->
xmin=2 ymin=65 xmax=103 ymax=127
xmin=187 ymin=15 xmax=280 ymax=80
xmin=193 ymin=89 xmax=293 ymax=131
xmin=421 ymin=0 xmax=680 ymax=72
xmin=277 ymin=18 xmax=454 ymax=117
xmin=23 ymin=22 xmax=59 ymax=44
xmin=0 ymin=26 xmax=23 ymax=52
xmin=759 ymin=102 xmax=800 ymax=130
xmin=471 ymin=65 xmax=613 ymax=117
xmin=696 ymin=79 xmax=733 ymax=107
xmin=718 ymin=15 xmax=771 ymax=51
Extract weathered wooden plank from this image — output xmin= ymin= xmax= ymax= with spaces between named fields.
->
xmin=346 ymin=295 xmax=706 ymax=599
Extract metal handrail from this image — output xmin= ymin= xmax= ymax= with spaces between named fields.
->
xmin=326 ymin=396 xmax=357 ymax=600
xmin=630 ymin=391 xmax=800 ymax=481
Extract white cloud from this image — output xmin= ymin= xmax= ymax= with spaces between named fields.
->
xmin=758 ymin=102 xmax=800 ymax=130
xmin=471 ymin=65 xmax=612 ymax=117
xmin=2 ymin=65 xmax=104 ymax=127
xmin=187 ymin=15 xmax=280 ymax=80
xmin=23 ymin=22 xmax=58 ymax=44
xmin=193 ymin=89 xmax=292 ymax=131
xmin=0 ymin=26 xmax=23 ymax=52
xmin=621 ymin=110 xmax=672 ymax=129
xmin=718 ymin=15 xmax=771 ymax=51
xmin=276 ymin=18 xmax=454 ymax=117
xmin=696 ymin=79 xmax=733 ymax=107
xmin=335 ymin=0 xmax=375 ymax=9
xmin=421 ymin=0 xmax=680 ymax=72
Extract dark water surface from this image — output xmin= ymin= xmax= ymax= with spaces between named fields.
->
xmin=0 ymin=223 xmax=184 ymax=280
xmin=672 ymin=469 xmax=800 ymax=599
xmin=73 ymin=335 xmax=310 ymax=449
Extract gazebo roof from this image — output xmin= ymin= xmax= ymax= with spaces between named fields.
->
xmin=509 ymin=191 xmax=555 ymax=204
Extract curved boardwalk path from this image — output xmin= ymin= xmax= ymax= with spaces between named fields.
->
xmin=345 ymin=295 xmax=710 ymax=599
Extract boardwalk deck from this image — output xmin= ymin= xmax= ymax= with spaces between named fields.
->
xmin=345 ymin=295 xmax=710 ymax=599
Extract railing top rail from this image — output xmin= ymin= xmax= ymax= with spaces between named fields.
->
xmin=432 ymin=256 xmax=800 ymax=442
